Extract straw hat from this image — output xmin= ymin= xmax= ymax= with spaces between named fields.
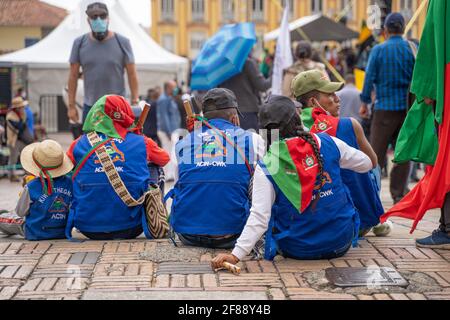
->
xmin=20 ymin=140 xmax=74 ymax=178
xmin=11 ymin=97 xmax=28 ymax=109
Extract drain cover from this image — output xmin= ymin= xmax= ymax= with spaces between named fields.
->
xmin=325 ymin=267 xmax=408 ymax=287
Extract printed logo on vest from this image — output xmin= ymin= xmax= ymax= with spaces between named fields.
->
xmin=195 ymin=135 xmax=227 ymax=159
xmin=94 ymin=141 xmax=125 ymax=164
xmin=312 ymin=171 xmax=334 ymax=200
xmin=313 ymin=171 xmax=333 ymax=190
xmin=48 ymin=196 xmax=69 ymax=213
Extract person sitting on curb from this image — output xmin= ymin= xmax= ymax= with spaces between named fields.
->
xmin=168 ymin=88 xmax=265 ymax=249
xmin=212 ymin=96 xmax=373 ymax=267
xmin=293 ymin=70 xmax=392 ymax=237
xmin=0 ymin=140 xmax=73 ymax=240
xmin=66 ymin=95 xmax=169 ymax=240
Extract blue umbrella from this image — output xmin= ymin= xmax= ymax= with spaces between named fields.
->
xmin=190 ymin=23 xmax=257 ymax=91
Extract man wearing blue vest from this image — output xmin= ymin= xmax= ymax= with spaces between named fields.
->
xmin=169 ymin=88 xmax=265 ymax=249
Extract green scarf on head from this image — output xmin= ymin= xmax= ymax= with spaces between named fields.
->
xmin=83 ymin=95 xmax=136 ymax=140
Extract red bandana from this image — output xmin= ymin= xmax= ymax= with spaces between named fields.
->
xmin=310 ymin=107 xmax=340 ymax=137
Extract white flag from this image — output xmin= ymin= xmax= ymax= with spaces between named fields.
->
xmin=271 ymin=4 xmax=293 ymax=95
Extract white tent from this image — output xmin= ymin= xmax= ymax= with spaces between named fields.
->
xmin=0 ymin=0 xmax=189 ymax=111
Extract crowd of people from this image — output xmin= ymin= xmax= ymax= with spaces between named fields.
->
xmin=1 ymin=2 xmax=449 ymax=269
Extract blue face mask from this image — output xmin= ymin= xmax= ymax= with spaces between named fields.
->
xmin=173 ymin=87 xmax=180 ymax=96
xmin=90 ymin=17 xmax=108 ymax=33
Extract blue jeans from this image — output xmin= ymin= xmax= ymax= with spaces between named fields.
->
xmin=281 ymin=241 xmax=352 ymax=261
xmin=82 ymin=104 xmax=92 ymax=124
xmin=178 ymin=233 xmax=239 ymax=249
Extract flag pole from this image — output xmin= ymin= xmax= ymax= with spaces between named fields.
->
xmin=404 ymin=0 xmax=428 ymax=36
xmin=334 ymin=0 xmax=355 ymax=23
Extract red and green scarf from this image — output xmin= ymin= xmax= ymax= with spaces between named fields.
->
xmin=83 ymin=95 xmax=136 ymax=140
xmin=309 ymin=107 xmax=339 ymax=137
xmin=300 ymin=107 xmax=314 ymax=130
xmin=263 ymin=136 xmax=320 ymax=212
xmin=33 ymin=155 xmax=59 ymax=196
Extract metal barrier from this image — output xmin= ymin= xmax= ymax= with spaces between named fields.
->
xmin=39 ymin=95 xmax=70 ymax=133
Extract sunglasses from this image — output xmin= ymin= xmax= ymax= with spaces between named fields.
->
xmin=89 ymin=13 xmax=108 ymax=20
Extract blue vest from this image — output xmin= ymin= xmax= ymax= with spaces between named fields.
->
xmin=25 ymin=176 xmax=72 ymax=241
xmin=67 ymin=132 xmax=150 ymax=237
xmin=336 ymin=118 xmax=384 ymax=230
xmin=262 ymin=133 xmax=359 ymax=260
xmin=170 ymin=119 xmax=255 ymax=235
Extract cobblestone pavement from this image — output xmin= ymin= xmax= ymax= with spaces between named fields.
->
xmin=0 ymin=134 xmax=449 ymax=300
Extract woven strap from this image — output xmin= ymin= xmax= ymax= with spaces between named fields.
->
xmin=87 ymin=132 xmax=147 ymax=207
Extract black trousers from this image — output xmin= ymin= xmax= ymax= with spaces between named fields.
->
xmin=239 ymin=112 xmax=259 ymax=131
xmin=370 ymin=110 xmax=410 ymax=200
xmin=440 ymin=194 xmax=450 ymax=233
xmin=81 ymin=225 xmax=143 ymax=240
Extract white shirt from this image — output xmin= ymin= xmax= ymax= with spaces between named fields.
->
xmin=232 ymin=134 xmax=373 ymax=260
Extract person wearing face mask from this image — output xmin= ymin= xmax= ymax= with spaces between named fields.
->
xmin=293 ymin=70 xmax=391 ymax=237
xmin=168 ymin=88 xmax=266 ymax=249
xmin=67 ymin=2 xmax=139 ymax=128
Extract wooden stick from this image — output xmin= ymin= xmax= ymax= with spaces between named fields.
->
xmin=405 ymin=0 xmax=428 ymax=36
xmin=214 ymin=262 xmax=241 ymax=275
xmin=223 ymin=262 xmax=241 ymax=275
xmin=136 ymin=101 xmax=151 ymax=130
xmin=182 ymin=94 xmax=194 ymax=117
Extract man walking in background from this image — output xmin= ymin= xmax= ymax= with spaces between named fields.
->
xmin=219 ymin=54 xmax=271 ymax=131
xmin=67 ymin=2 xmax=139 ymax=125
xmin=282 ymin=41 xmax=328 ymax=98
xmin=338 ymin=74 xmax=363 ymax=123
xmin=360 ymin=13 xmax=415 ymax=204
xmin=157 ymin=80 xmax=181 ymax=181
xmin=143 ymin=88 xmax=161 ymax=146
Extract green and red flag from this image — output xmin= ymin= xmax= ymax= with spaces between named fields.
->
xmin=263 ymin=137 xmax=320 ymax=212
xmin=83 ymin=95 xmax=136 ymax=140
xmin=381 ymin=0 xmax=450 ymax=232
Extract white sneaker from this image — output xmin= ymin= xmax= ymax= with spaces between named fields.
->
xmin=372 ymin=220 xmax=393 ymax=237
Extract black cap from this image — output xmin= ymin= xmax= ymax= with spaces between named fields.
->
xmin=259 ymin=95 xmax=298 ymax=130
xmin=384 ymin=12 xmax=405 ymax=30
xmin=86 ymin=2 xmax=109 ymax=16
xmin=201 ymin=88 xmax=241 ymax=115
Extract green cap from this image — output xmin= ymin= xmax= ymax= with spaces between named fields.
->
xmin=291 ymin=70 xmax=344 ymax=98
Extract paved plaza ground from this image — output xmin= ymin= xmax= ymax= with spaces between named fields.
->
xmin=0 ymin=134 xmax=449 ymax=300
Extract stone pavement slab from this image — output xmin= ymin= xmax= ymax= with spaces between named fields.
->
xmin=82 ymin=290 xmax=269 ymax=300
xmin=0 ymin=136 xmax=448 ymax=300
